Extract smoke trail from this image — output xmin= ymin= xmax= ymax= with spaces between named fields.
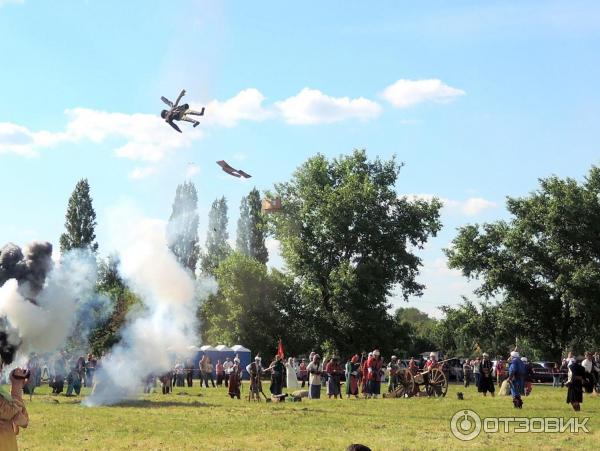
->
xmin=85 ymin=205 xmax=215 ymax=406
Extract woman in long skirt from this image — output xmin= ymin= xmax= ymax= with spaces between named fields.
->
xmin=285 ymin=358 xmax=299 ymax=390
xmin=345 ymin=355 xmax=359 ymax=398
xmin=566 ymin=358 xmax=585 ymax=411
xmin=326 ymin=357 xmax=342 ymax=399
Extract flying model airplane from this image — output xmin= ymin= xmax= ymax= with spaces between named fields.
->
xmin=216 ymin=160 xmax=252 ymax=178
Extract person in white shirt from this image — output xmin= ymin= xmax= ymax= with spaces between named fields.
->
xmin=581 ymin=352 xmax=595 ymax=394
xmin=223 ymin=358 xmax=234 ymax=388
xmin=306 ymin=354 xmax=323 ymax=399
xmin=582 ymin=352 xmax=594 ymax=374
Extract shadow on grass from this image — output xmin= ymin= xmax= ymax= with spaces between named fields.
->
xmin=106 ymin=399 xmax=215 ymax=409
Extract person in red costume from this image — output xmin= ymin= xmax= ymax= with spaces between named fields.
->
xmin=366 ymin=350 xmax=383 ymax=398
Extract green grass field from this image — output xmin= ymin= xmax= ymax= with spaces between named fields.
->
xmin=16 ymin=382 xmax=599 ymax=450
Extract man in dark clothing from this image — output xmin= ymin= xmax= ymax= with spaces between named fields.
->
xmin=161 ymin=89 xmax=205 ymax=132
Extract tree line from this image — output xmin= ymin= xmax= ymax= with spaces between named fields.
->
xmin=58 ymin=153 xmax=600 ymax=361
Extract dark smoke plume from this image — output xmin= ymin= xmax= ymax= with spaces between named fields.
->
xmin=0 ymin=241 xmax=53 ymax=364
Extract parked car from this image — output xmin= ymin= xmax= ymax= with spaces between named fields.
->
xmin=530 ymin=362 xmax=553 ymax=383
xmin=535 ymin=361 xmax=567 ymax=382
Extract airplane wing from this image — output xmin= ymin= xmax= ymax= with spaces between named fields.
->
xmin=217 ymin=160 xmax=235 ymax=171
xmin=216 ymin=160 xmax=242 ymax=177
xmin=161 ymin=96 xmax=174 ymax=107
xmin=168 ymin=121 xmax=182 ymax=133
xmin=237 ymin=170 xmax=252 ymax=179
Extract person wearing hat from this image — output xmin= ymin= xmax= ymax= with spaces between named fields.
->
xmin=306 ymin=354 xmax=323 ymax=399
xmin=246 ymin=356 xmax=265 ymax=401
xmin=425 ymin=352 xmax=439 ymax=371
xmin=366 ymin=350 xmax=383 ymax=399
xmin=387 ymin=356 xmax=400 ymax=393
xmin=478 ymin=353 xmax=495 ymax=397
xmin=508 ymin=351 xmax=525 ymax=408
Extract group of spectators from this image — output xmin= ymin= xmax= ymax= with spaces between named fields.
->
xmin=154 ymin=354 xmax=246 ymax=396
xmin=244 ymin=350 xmax=448 ymax=401
xmin=19 ymin=352 xmax=99 ymax=398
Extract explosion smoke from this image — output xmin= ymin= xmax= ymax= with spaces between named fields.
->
xmin=0 ymin=241 xmax=53 ymax=364
xmin=0 ymin=243 xmax=102 ymax=365
xmin=84 ymin=206 xmax=216 ymax=406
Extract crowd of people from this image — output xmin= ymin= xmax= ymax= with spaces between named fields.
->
xmin=6 ymin=347 xmax=600 ymax=413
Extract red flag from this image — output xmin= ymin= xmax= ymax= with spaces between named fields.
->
xmin=277 ymin=338 xmax=284 ymax=359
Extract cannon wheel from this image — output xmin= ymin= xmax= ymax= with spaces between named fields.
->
xmin=392 ymin=368 xmax=416 ymax=398
xmin=425 ymin=368 xmax=448 ymax=397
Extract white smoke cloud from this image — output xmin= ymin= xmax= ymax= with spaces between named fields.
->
xmin=0 ymin=249 xmax=101 ymax=356
xmin=85 ymin=205 xmax=215 ymax=405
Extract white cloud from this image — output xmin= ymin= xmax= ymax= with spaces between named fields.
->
xmin=389 ymin=255 xmax=477 ymax=319
xmin=0 ymin=90 xmax=274 ymax=162
xmin=404 ymin=193 xmax=496 ymax=217
xmin=0 ymin=123 xmax=37 ymax=156
xmin=275 ymin=87 xmax=382 ymax=125
xmin=382 ymin=79 xmax=465 ymax=108
xmin=460 ymin=197 xmax=496 ymax=216
xmin=0 ymin=0 xmax=24 ymax=7
xmin=200 ymin=88 xmax=272 ymax=127
xmin=129 ymin=166 xmax=158 ymax=180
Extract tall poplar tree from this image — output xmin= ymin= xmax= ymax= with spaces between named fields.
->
xmin=201 ymin=196 xmax=231 ymax=276
xmin=167 ymin=181 xmax=200 ymax=274
xmin=247 ymin=188 xmax=268 ymax=264
xmin=236 ymin=195 xmax=250 ymax=256
xmin=59 ymin=179 xmax=98 ymax=253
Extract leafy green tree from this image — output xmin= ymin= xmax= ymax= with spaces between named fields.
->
xmin=247 ymin=188 xmax=268 ymax=264
xmin=433 ymin=299 xmax=517 ymax=358
xmin=88 ymin=255 xmax=140 ymax=355
xmin=167 ymin=181 xmax=200 ymax=274
xmin=59 ymin=179 xmax=98 ymax=253
xmin=200 ymin=252 xmax=293 ymax=358
xmin=268 ymin=150 xmax=442 ymax=355
xmin=236 ymin=189 xmax=268 ymax=264
xmin=200 ymin=197 xmax=231 ymax=276
xmin=446 ymin=167 xmax=600 ymax=359
xmin=393 ymin=307 xmax=438 ymax=357
xmin=236 ymin=195 xmax=250 ymax=256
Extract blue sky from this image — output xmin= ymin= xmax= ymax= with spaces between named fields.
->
xmin=1 ymin=0 xmax=599 ymax=316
